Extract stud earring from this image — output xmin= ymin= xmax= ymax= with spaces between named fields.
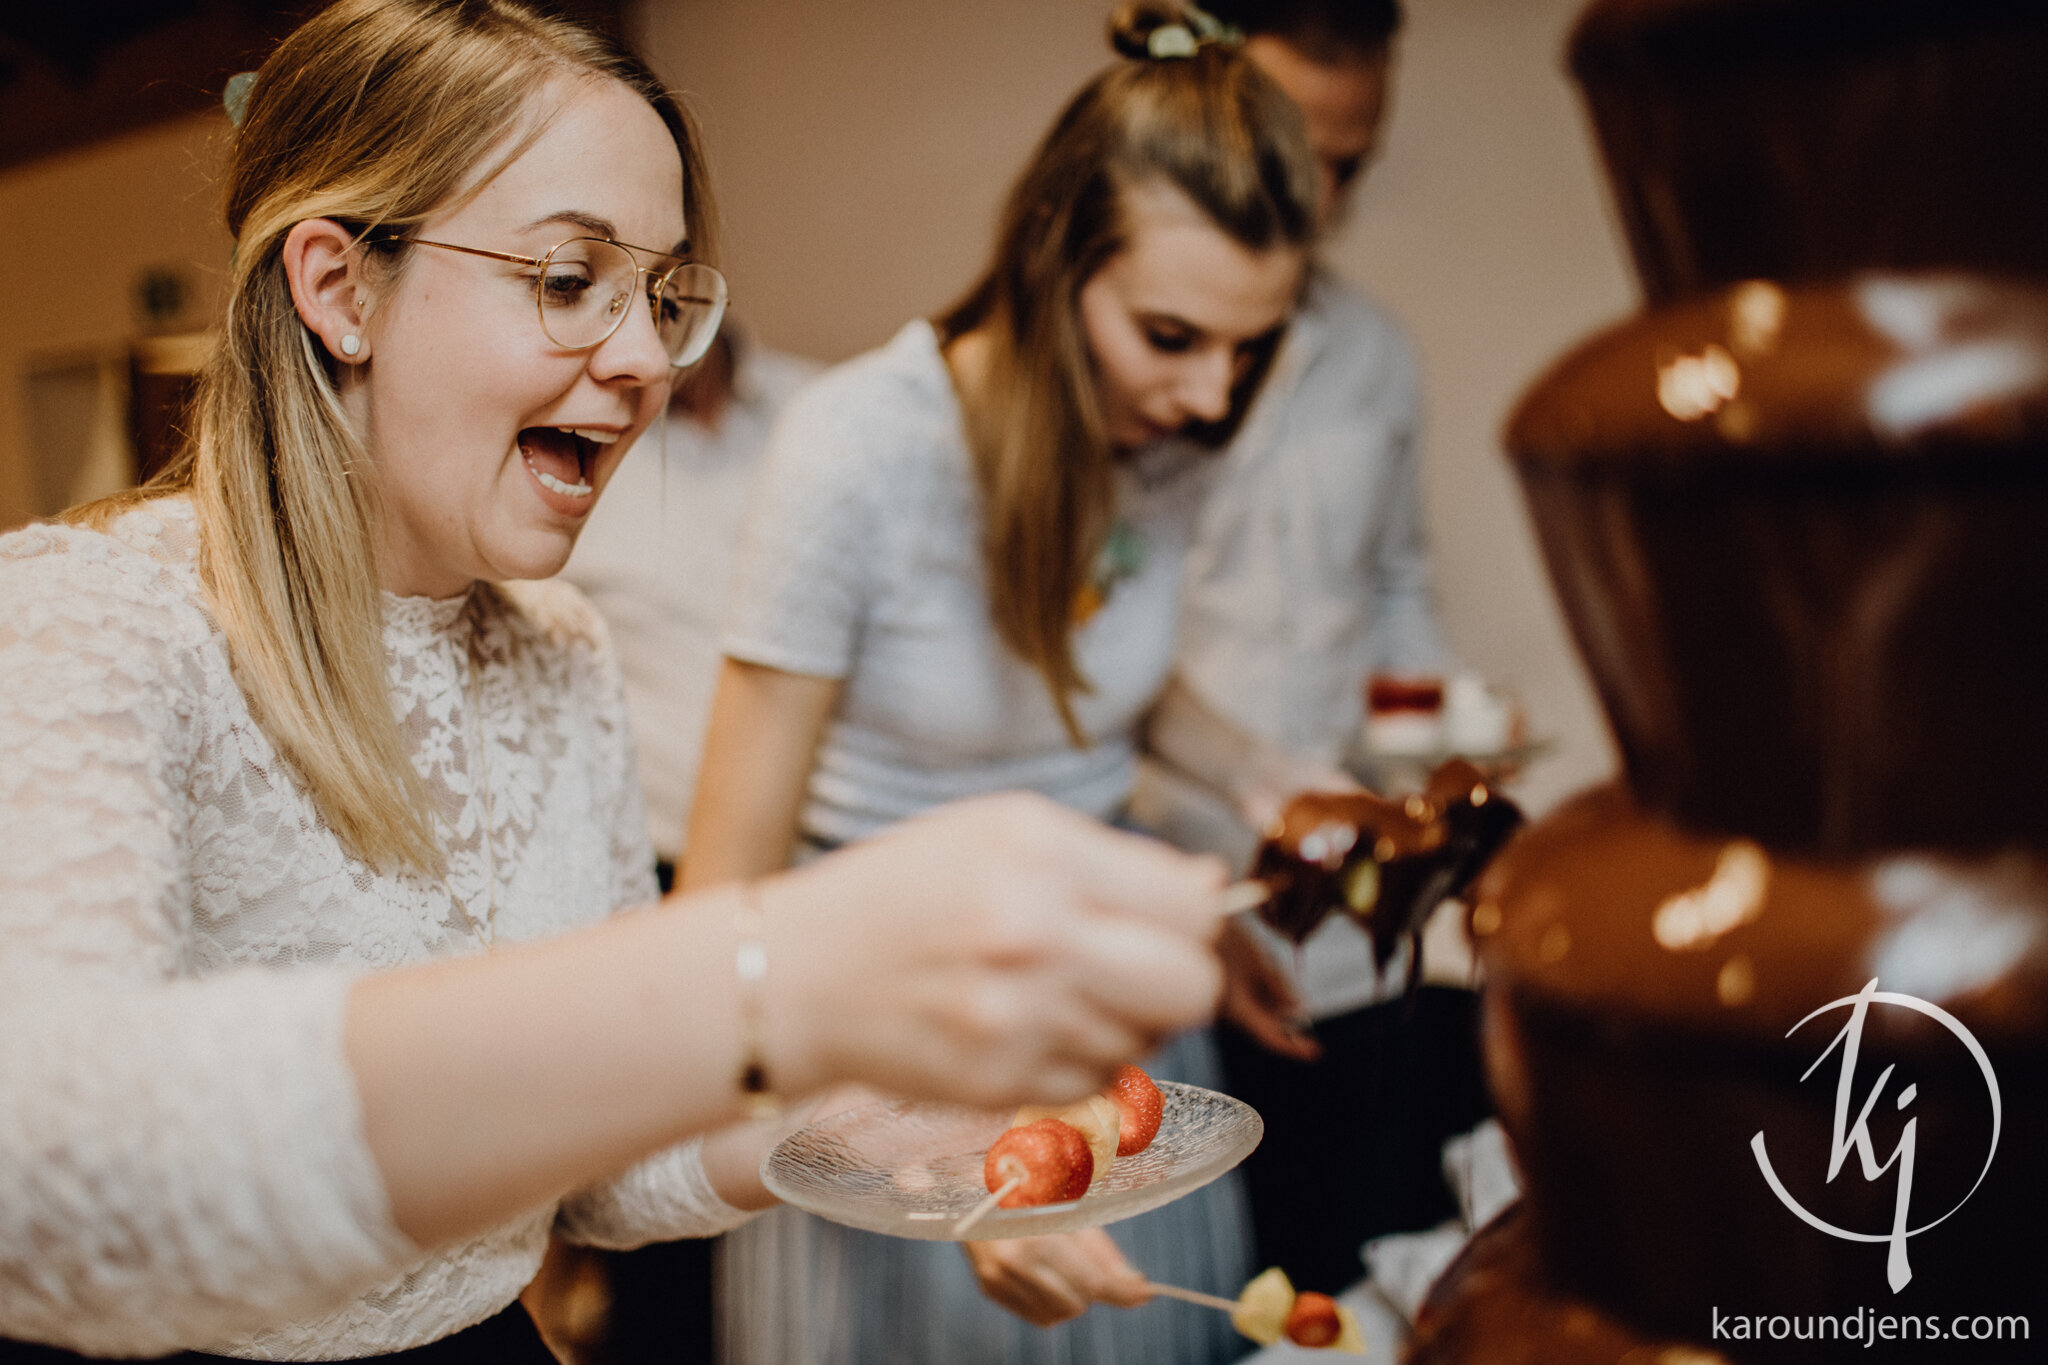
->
xmin=340 ymin=334 xmax=362 ymax=357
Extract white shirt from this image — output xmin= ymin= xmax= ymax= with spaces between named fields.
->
xmin=563 ymin=336 xmax=820 ymax=860
xmin=721 ymin=320 xmax=1214 ymax=846
xmin=1177 ymin=270 xmax=1450 ymax=764
xmin=0 ymin=499 xmax=754 ymax=1359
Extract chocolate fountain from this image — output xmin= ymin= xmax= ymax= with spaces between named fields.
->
xmin=1407 ymin=2 xmax=2048 ymax=1360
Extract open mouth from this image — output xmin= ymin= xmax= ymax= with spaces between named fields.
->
xmin=517 ymin=425 xmax=617 ymax=499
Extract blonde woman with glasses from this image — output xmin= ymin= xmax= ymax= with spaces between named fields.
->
xmin=0 ymin=2 xmax=1231 ymax=1361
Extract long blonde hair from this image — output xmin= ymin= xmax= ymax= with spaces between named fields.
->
xmin=73 ymin=0 xmax=715 ymax=873
xmin=938 ymin=1 xmax=1319 ymax=744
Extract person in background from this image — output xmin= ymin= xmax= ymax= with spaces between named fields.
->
xmin=682 ymin=4 xmax=1341 ymax=1360
xmin=1171 ymin=0 xmax=1446 ymax=806
xmin=0 ymin=2 xmax=1232 ymax=1359
xmin=1155 ymin=0 xmax=1495 ymax=1299
xmin=542 ymin=329 xmax=818 ymax=1363
xmin=562 ymin=324 xmax=822 ymax=891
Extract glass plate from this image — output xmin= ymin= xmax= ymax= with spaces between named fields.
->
xmin=761 ymin=1081 xmax=1263 ymax=1241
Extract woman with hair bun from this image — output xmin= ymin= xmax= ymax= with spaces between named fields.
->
xmin=0 ymin=2 xmax=1233 ymax=1360
xmin=686 ymin=5 xmax=1345 ymax=1362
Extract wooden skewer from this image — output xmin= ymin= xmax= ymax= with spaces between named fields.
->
xmin=1143 ymin=1281 xmax=1242 ymax=1313
xmin=953 ymin=1174 xmax=1022 ymax=1237
xmin=1218 ymin=879 xmax=1270 ymax=916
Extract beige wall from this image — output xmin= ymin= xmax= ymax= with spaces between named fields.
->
xmin=636 ymin=0 xmax=1114 ymax=360
xmin=639 ymin=0 xmax=1633 ymax=811
xmin=0 ymin=113 xmax=233 ymax=529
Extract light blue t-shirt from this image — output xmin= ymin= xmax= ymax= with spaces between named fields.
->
xmin=721 ymin=320 xmax=1213 ymax=845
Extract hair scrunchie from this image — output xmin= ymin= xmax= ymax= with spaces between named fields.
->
xmin=1144 ymin=4 xmax=1243 ymax=59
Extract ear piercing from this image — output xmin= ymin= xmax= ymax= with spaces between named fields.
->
xmin=340 ymin=334 xmax=362 ymax=357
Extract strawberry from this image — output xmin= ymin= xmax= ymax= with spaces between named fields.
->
xmin=1014 ymin=1093 xmax=1122 ymax=1183
xmin=983 ymin=1119 xmax=1092 ymax=1207
xmin=1105 ymin=1064 xmax=1164 ymax=1156
xmin=1284 ymin=1291 xmax=1342 ymax=1347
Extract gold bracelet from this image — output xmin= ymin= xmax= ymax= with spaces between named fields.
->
xmin=734 ymin=882 xmax=781 ymax=1120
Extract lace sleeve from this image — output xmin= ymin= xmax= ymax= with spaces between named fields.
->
xmin=553 ymin=1137 xmax=761 ymax=1250
xmin=0 ymin=972 xmax=416 ymax=1355
xmin=0 ymin=527 xmax=207 ymax=990
xmin=0 ymin=528 xmax=415 ymax=1352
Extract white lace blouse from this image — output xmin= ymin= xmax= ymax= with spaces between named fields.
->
xmin=0 ymin=498 xmax=754 ymax=1360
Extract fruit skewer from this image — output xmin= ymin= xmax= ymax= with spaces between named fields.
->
xmin=952 ymin=1173 xmax=1022 ymax=1237
xmin=1148 ymin=1267 xmax=1368 ymax=1353
xmin=955 ymin=1065 xmax=1167 ymax=1236
xmin=1141 ymin=1281 xmax=1242 ymax=1312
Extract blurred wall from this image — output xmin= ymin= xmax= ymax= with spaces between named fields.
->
xmin=0 ymin=113 xmax=233 ymax=529
xmin=636 ymin=0 xmax=1113 ymax=360
xmin=639 ymin=0 xmax=1633 ymax=811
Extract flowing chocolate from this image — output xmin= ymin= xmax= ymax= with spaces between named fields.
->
xmin=1419 ymin=4 xmax=2048 ymax=1361
xmin=1507 ymin=273 xmax=2048 ymax=854
xmin=1248 ymin=759 xmax=1523 ymax=964
xmin=1570 ymin=0 xmax=2048 ymax=302
xmin=1469 ymin=785 xmax=2048 ymax=1349
xmin=1406 ymin=1204 xmax=1708 ymax=1365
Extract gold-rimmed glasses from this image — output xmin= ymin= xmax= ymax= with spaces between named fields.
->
xmin=406 ymin=235 xmax=728 ymax=368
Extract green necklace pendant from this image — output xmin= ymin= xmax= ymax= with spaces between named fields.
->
xmin=1073 ymin=519 xmax=1148 ymax=624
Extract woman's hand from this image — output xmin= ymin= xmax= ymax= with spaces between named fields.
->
xmin=963 ymin=1229 xmax=1152 ymax=1326
xmin=757 ymin=792 xmax=1228 ymax=1109
xmin=1216 ymin=917 xmax=1321 ymax=1062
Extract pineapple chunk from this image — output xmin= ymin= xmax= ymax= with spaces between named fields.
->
xmin=1331 ymin=1302 xmax=1367 ymax=1354
xmin=1230 ymin=1266 xmax=1295 ymax=1346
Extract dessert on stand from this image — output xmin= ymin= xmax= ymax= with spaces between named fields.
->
xmin=1347 ymin=673 xmax=1540 ymax=796
xmin=1411 ymin=0 xmax=2048 ymax=1360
